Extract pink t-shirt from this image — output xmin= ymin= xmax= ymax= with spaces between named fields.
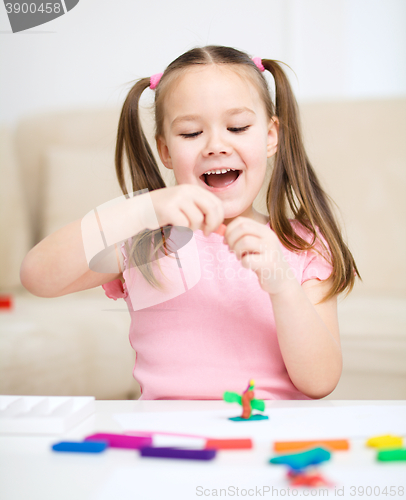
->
xmin=103 ymin=221 xmax=333 ymax=400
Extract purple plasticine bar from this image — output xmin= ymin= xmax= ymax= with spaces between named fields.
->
xmin=140 ymin=447 xmax=216 ymax=461
xmin=85 ymin=433 xmax=152 ymax=449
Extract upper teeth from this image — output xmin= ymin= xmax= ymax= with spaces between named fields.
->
xmin=205 ymin=168 xmax=236 ymax=175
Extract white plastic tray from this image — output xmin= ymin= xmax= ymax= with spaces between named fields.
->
xmin=0 ymin=395 xmax=95 ymax=434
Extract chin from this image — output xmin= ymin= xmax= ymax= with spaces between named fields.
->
xmin=223 ymin=207 xmax=248 ymax=221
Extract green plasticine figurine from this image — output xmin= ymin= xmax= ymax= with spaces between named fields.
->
xmin=223 ymin=380 xmax=268 ymax=421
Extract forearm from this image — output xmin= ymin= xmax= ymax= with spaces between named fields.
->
xmin=20 ymin=218 xmax=94 ymax=297
xmin=270 ymin=280 xmax=342 ymax=399
xmin=20 ymin=192 xmax=159 ymax=297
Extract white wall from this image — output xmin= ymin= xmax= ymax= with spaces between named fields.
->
xmin=1 ymin=0 xmax=405 ymax=125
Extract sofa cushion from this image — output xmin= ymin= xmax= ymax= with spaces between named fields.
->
xmin=300 ymin=99 xmax=406 ymax=296
xmin=42 ymin=146 xmax=123 ymax=238
xmin=14 ymin=109 xmax=122 ymax=245
xmin=0 ymin=127 xmax=30 ymax=291
xmin=326 ymin=296 xmax=406 ymax=399
xmin=0 ymin=287 xmax=139 ymax=400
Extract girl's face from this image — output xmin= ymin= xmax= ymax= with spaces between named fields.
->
xmin=157 ymin=65 xmax=278 ymax=222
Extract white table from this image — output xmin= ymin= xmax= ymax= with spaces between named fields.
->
xmin=1 ymin=400 xmax=405 ymax=500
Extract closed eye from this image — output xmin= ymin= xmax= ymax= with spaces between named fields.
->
xmin=180 ymin=125 xmax=250 ymax=138
xmin=180 ymin=131 xmax=202 ymax=138
xmin=228 ymin=126 xmax=250 ymax=133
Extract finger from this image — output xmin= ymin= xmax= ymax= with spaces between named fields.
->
xmin=225 ymin=219 xmax=264 ymax=249
xmin=202 ymin=207 xmax=225 ymax=237
xmin=179 ymin=202 xmax=206 ymax=232
xmin=191 ymin=189 xmax=224 ymax=235
xmin=169 ymin=212 xmax=194 ymax=230
xmin=240 ymin=253 xmax=264 ymax=271
xmin=231 ymin=235 xmax=263 ymax=259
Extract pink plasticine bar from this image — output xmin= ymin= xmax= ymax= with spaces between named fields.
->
xmin=84 ymin=433 xmax=152 ymax=449
xmin=214 ymin=224 xmax=226 ymax=236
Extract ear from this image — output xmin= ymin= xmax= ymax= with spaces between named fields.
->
xmin=156 ymin=136 xmax=173 ymax=170
xmin=266 ymin=117 xmax=279 ymax=158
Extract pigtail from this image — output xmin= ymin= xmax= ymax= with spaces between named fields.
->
xmin=262 ymin=59 xmax=360 ymax=300
xmin=115 ymin=78 xmax=172 ymax=291
xmin=115 ymin=78 xmax=166 ymax=194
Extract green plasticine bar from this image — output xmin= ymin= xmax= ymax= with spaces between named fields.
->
xmin=377 ymin=448 xmax=406 ymax=462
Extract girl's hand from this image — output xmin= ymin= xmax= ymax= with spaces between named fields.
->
xmin=149 ymin=185 xmax=224 ymax=237
xmin=224 ymin=217 xmax=296 ymax=296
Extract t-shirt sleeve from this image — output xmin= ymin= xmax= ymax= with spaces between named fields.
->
xmin=102 ymin=278 xmax=128 ymax=300
xmin=301 ymin=248 xmax=333 ymax=284
xmin=101 ymin=242 xmax=129 ymax=300
xmin=290 ymin=221 xmax=333 ymax=284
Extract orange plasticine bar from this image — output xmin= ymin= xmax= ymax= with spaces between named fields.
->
xmin=274 ymin=439 xmax=349 ymax=452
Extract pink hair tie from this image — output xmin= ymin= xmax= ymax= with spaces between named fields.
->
xmin=252 ymin=57 xmax=265 ymax=72
xmin=150 ymin=73 xmax=163 ymax=90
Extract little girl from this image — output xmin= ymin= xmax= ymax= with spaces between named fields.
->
xmin=21 ymin=45 xmax=359 ymax=401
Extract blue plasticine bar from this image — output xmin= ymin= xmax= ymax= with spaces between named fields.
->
xmin=140 ymin=447 xmax=216 ymax=460
xmin=269 ymin=447 xmax=331 ymax=470
xmin=52 ymin=440 xmax=108 ymax=453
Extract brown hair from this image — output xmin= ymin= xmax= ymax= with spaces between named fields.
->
xmin=115 ymin=45 xmax=360 ymax=299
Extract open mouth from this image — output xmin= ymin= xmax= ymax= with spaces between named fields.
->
xmin=200 ymin=169 xmax=241 ymax=189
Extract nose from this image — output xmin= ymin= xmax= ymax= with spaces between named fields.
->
xmin=203 ymin=130 xmax=232 ymax=157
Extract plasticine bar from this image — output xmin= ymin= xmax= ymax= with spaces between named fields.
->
xmin=366 ymin=435 xmax=403 ymax=449
xmin=274 ymin=439 xmax=349 ymax=452
xmin=52 ymin=441 xmax=107 ymax=453
xmin=85 ymin=433 xmax=152 ymax=449
xmin=140 ymin=447 xmax=217 ymax=461
xmin=377 ymin=449 xmax=406 ymax=462
xmin=205 ymin=438 xmax=252 ymax=450
xmin=269 ymin=447 xmax=331 ymax=470
xmin=214 ymin=223 xmax=226 ymax=236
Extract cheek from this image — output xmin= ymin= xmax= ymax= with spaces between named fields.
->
xmin=245 ymin=142 xmax=268 ymax=168
xmin=171 ymin=147 xmax=197 ymax=181
xmin=176 ymin=138 xmax=200 ymax=157
xmin=245 ymin=144 xmax=268 ymax=186
xmin=245 ymin=130 xmax=269 ymax=157
xmin=171 ymin=139 xmax=195 ymax=160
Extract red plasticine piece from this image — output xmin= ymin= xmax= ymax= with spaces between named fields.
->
xmin=0 ymin=295 xmax=12 ymax=310
xmin=205 ymin=438 xmax=253 ymax=450
xmin=214 ymin=224 xmax=226 ymax=236
xmin=287 ymin=470 xmax=333 ymax=488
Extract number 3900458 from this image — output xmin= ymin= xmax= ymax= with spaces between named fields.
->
xmin=5 ymin=3 xmax=61 ymax=14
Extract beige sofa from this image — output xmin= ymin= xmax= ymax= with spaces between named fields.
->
xmin=1 ymin=99 xmax=405 ymax=400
